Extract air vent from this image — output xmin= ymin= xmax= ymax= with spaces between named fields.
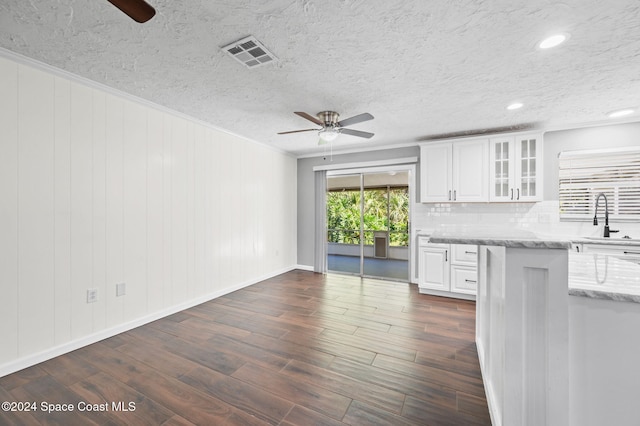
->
xmin=222 ymin=36 xmax=277 ymax=69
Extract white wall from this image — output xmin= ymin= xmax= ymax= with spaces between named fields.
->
xmin=0 ymin=54 xmax=297 ymax=376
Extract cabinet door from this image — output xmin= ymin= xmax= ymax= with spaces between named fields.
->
xmin=420 ymin=143 xmax=452 ymax=203
xmin=515 ymin=134 xmax=542 ymax=202
xmin=490 ymin=134 xmax=543 ymax=202
xmin=451 ymin=265 xmax=477 ymax=295
xmin=452 ymin=139 xmax=489 ymax=202
xmin=489 ymin=136 xmax=516 ymax=202
xmin=419 ymin=245 xmax=450 ymax=291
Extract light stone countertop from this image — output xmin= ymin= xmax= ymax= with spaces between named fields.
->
xmin=427 ymin=225 xmax=573 ymax=249
xmin=568 ymin=252 xmax=640 ymax=303
xmin=570 ymin=236 xmax=640 ymax=247
xmin=423 ymin=225 xmax=640 ymax=303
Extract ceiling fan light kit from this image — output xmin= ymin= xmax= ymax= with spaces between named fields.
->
xmin=278 ymin=110 xmax=374 ymax=145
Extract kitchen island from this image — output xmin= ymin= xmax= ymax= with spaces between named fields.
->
xmin=429 ymin=225 xmax=640 ymax=426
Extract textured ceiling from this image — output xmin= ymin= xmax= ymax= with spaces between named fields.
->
xmin=1 ymin=0 xmax=639 ymax=156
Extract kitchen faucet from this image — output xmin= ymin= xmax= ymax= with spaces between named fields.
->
xmin=593 ymin=193 xmax=619 ymax=237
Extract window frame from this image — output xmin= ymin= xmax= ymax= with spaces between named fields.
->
xmin=558 ymin=146 xmax=640 ymax=222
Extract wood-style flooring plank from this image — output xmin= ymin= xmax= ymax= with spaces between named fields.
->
xmin=280 ymin=359 xmax=405 ymax=414
xmin=231 ymin=362 xmax=352 ymax=421
xmin=0 ymin=270 xmax=490 ymax=425
xmin=69 ymin=371 xmax=175 ymax=425
xmin=178 ymin=365 xmax=294 ymax=425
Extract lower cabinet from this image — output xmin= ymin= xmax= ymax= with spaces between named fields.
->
xmin=418 ymin=237 xmax=477 ymax=300
xmin=418 ymin=242 xmax=450 ymax=291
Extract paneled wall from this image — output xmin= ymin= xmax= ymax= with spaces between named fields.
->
xmin=0 ymin=55 xmax=297 ymax=375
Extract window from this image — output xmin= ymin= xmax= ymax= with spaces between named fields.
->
xmin=326 ymin=186 xmax=409 ymax=246
xmin=558 ymin=147 xmax=640 ymax=221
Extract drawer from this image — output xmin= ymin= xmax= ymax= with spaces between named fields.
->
xmin=451 ymin=244 xmax=478 ymax=266
xmin=418 ymin=236 xmax=431 ymax=247
xmin=582 ymin=244 xmax=640 ymax=261
xmin=451 ymin=265 xmax=477 ymax=295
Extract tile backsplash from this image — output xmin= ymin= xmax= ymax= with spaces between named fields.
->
xmin=413 ymin=200 xmax=640 ymax=239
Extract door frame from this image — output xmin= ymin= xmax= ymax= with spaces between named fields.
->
xmin=326 ymin=163 xmax=416 ymax=282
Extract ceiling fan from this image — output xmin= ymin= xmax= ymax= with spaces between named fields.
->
xmin=107 ymin=0 xmax=156 ymax=23
xmin=278 ymin=111 xmax=374 ymax=144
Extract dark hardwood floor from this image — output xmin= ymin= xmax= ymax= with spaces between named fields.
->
xmin=0 ymin=270 xmax=491 ymax=425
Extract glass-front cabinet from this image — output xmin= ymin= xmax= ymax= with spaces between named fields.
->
xmin=489 ymin=134 xmax=543 ymax=202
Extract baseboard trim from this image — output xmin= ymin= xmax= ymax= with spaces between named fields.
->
xmin=0 ymin=265 xmax=297 ymax=378
xmin=295 ymin=264 xmax=314 ymax=272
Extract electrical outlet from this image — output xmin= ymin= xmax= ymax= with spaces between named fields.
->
xmin=87 ymin=288 xmax=98 ymax=303
xmin=116 ymin=282 xmax=126 ymax=297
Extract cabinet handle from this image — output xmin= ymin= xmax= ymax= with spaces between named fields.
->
xmin=623 ymin=251 xmax=640 ymax=255
xmin=464 ymin=251 xmax=477 ymax=255
xmin=448 ymin=190 xmax=452 ymax=201
xmin=445 ymin=250 xmax=448 ymax=262
xmin=464 ymin=279 xmax=477 ymax=283
xmin=453 ymin=190 xmax=457 ymax=201
xmin=510 ymin=188 xmax=514 ymax=200
xmin=517 ymin=188 xmax=520 ymax=200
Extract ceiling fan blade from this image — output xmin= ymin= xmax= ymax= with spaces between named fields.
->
xmin=294 ymin=111 xmax=323 ymax=126
xmin=277 ymin=129 xmax=318 ymax=135
xmin=337 ymin=112 xmax=374 ymax=128
xmin=107 ymin=0 xmax=156 ymax=23
xmin=340 ymin=128 xmax=374 ymax=139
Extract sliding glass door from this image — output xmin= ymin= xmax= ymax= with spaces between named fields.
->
xmin=326 ymin=169 xmax=410 ymax=281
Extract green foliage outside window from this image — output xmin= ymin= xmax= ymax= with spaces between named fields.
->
xmin=327 ymin=187 xmax=409 ymax=246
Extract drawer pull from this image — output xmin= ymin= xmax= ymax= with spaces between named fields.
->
xmin=623 ymin=251 xmax=640 ymax=255
xmin=464 ymin=279 xmax=477 ymax=284
xmin=464 ymin=251 xmax=477 ymax=255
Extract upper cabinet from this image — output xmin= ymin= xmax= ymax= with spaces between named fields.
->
xmin=420 ymin=138 xmax=489 ymax=203
xmin=489 ymin=134 xmax=543 ymax=202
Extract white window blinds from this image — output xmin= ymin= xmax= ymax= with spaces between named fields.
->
xmin=558 ymin=147 xmax=640 ymax=221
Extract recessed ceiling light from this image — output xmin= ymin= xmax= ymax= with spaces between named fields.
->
xmin=538 ymin=33 xmax=569 ymax=49
xmin=607 ymin=108 xmax=635 ymax=118
xmin=507 ymin=102 xmax=523 ymax=110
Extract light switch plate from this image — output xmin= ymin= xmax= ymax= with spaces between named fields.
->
xmin=87 ymin=288 xmax=98 ymax=303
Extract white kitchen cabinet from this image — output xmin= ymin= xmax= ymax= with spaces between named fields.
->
xmin=451 ymin=244 xmax=478 ymax=266
xmin=418 ymin=237 xmax=477 ymax=299
xmin=450 ymin=265 xmax=477 ymax=294
xmin=489 ymin=133 xmax=543 ymax=202
xmin=420 ymin=138 xmax=489 ymax=203
xmin=450 ymin=244 xmax=478 ymax=295
xmin=582 ymin=243 xmax=640 ymax=262
xmin=418 ymin=241 xmax=450 ymax=291
xmin=420 ymin=143 xmax=452 ymax=202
